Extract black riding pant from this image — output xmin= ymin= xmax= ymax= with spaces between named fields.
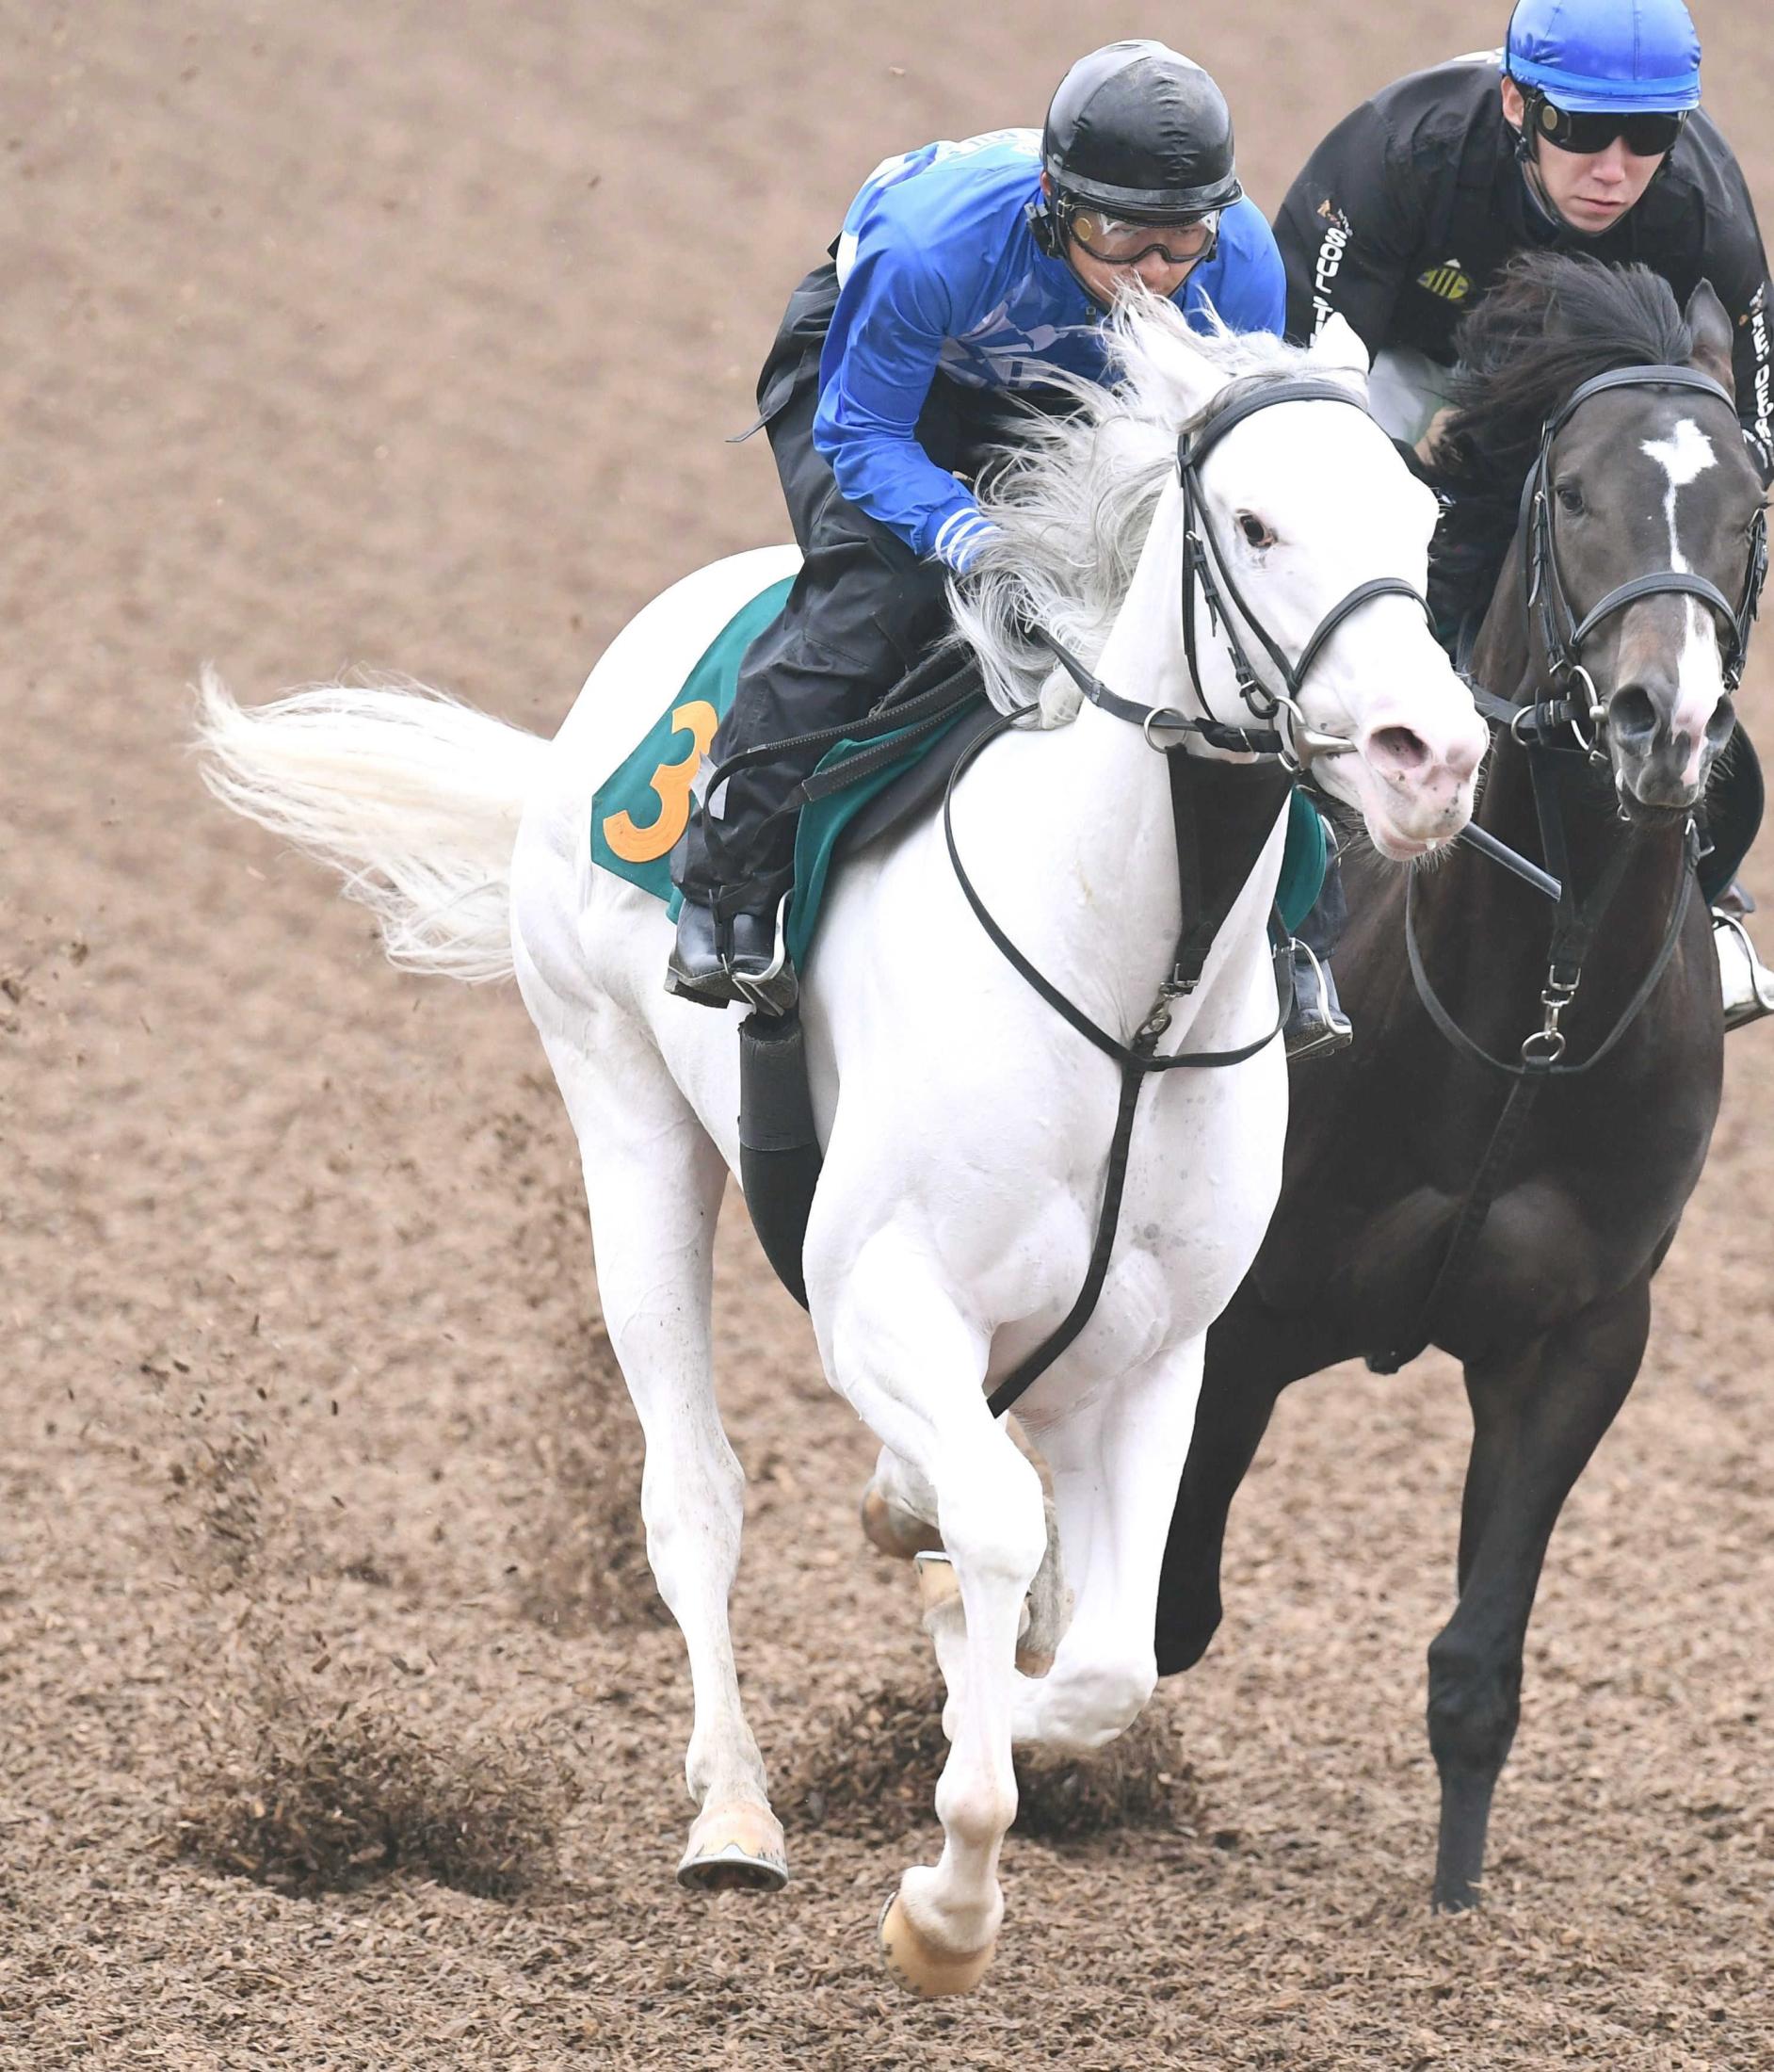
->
xmin=677 ymin=261 xmax=1046 ymax=917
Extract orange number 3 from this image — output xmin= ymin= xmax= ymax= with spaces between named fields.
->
xmin=601 ymin=700 xmax=721 ymax=865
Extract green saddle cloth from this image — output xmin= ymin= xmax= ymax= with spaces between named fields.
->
xmin=589 ymin=578 xmax=1328 ymax=967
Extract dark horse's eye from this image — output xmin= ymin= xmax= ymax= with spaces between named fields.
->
xmin=1237 ymin=511 xmax=1276 ymax=550
xmin=1555 ymin=480 xmax=1586 ymax=516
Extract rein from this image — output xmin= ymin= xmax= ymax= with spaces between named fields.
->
xmin=1374 ymin=361 xmax=1759 ymax=1373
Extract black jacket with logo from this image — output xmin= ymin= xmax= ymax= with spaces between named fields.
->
xmin=1273 ymin=54 xmax=1774 ymax=468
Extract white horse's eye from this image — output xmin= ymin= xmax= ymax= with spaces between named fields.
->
xmin=1236 ymin=511 xmax=1276 ymax=551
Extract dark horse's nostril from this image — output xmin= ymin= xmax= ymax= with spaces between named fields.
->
xmin=1609 ymin=685 xmax=1660 ymax=755
xmin=1369 ymin=725 xmax=1430 ymax=774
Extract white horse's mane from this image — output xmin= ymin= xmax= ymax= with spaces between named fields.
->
xmin=949 ymin=295 xmax=1315 ymax=717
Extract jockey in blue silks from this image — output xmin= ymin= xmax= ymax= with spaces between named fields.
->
xmin=668 ymin=41 xmax=1288 ymax=1019
xmin=1274 ymin=0 xmax=1774 ymax=1044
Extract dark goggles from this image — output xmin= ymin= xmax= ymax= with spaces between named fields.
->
xmin=1525 ymin=89 xmax=1688 ymax=158
xmin=1059 ymin=201 xmax=1220 ymax=268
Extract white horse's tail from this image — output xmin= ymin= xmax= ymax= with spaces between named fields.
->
xmin=195 ymin=666 xmax=548 ymax=983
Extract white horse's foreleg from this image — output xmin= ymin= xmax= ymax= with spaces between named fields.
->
xmin=1009 ymin=1334 xmax=1207 ymax=1756
xmin=528 ymin=988 xmax=784 ymax=1891
xmin=822 ymin=1231 xmax=1047 ymax=1992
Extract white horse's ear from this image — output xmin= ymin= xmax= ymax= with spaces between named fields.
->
xmin=1138 ymin=304 xmax=1242 ymax=419
xmin=1309 ymin=314 xmax=1372 ymax=380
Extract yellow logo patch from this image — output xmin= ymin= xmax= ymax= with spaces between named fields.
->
xmin=1417 ymin=261 xmax=1472 ymax=303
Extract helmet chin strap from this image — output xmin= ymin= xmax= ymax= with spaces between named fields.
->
xmin=1508 ymin=121 xmax=1598 ymax=239
xmin=1024 ymin=196 xmax=1123 ymax=315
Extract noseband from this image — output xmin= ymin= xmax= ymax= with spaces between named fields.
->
xmin=1517 ymin=364 xmax=1769 ymax=750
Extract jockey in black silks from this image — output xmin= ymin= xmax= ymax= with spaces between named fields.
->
xmin=1273 ymin=0 xmax=1774 ymax=1050
xmin=667 ymin=41 xmax=1300 ymax=1024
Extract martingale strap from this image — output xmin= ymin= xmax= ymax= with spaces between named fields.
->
xmin=938 ymin=716 xmax=1295 ymax=1419
xmin=941 ymin=715 xmax=1294 ymax=1076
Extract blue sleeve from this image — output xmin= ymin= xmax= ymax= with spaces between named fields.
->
xmin=1188 ymin=197 xmax=1287 ymax=337
xmin=813 ymin=238 xmax=995 ymax=571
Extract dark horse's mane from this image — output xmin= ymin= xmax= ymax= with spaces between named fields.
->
xmin=1431 ymin=253 xmax=1696 ymax=624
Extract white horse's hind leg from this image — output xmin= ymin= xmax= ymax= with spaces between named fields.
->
xmin=821 ymin=1229 xmax=1047 ymax=1992
xmin=859 ymin=1446 xmax=943 ymax=1560
xmin=525 ymin=979 xmax=785 ymax=1891
xmin=1009 ymin=1335 xmax=1208 ymax=1756
xmin=862 ymin=1426 xmax=1066 ymax=1675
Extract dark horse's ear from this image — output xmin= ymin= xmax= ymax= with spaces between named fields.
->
xmin=1685 ymin=280 xmax=1736 ymax=399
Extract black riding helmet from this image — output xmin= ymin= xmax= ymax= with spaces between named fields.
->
xmin=1042 ymin=40 xmax=1242 ymax=219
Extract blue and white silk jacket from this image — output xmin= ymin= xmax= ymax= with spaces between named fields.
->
xmin=815 ymin=129 xmax=1286 ymax=572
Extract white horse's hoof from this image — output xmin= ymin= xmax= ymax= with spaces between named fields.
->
xmin=676 ymin=1801 xmax=788 ymax=1892
xmin=879 ymin=1892 xmax=996 ymax=1997
xmin=861 ymin=1485 xmax=943 ymax=1561
xmin=916 ymin=1552 xmax=1052 ymax=1675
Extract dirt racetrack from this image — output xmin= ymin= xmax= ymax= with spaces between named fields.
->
xmin=3 ymin=1 xmax=1772 ymax=2065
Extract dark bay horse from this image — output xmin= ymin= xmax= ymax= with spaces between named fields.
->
xmin=1153 ymin=256 xmax=1769 ymax=1911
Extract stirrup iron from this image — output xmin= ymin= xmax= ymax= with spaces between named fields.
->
xmin=1283 ymin=937 xmax=1353 ymax=1061
xmin=1714 ymin=908 xmax=1774 ymax=1031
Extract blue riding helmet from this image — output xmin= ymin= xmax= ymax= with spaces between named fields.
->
xmin=1504 ymin=0 xmax=1701 ymax=112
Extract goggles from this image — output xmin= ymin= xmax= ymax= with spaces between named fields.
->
xmin=1525 ymin=90 xmax=1688 ymax=158
xmin=1061 ymin=203 xmax=1220 ymax=268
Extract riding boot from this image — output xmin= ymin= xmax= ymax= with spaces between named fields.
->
xmin=1285 ymin=829 xmax=1352 ymax=1059
xmin=666 ymin=894 xmax=798 ymax=1016
xmin=1712 ymin=882 xmax=1774 ymax=1030
xmin=1284 ymin=937 xmax=1354 ymax=1060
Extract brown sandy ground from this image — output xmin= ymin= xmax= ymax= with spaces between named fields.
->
xmin=1 ymin=2 xmax=1770 ymax=2064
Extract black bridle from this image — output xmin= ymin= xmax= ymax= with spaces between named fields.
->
xmin=1379 ymin=362 xmax=1767 ymax=1373
xmin=1507 ymin=363 xmax=1768 ymax=753
xmin=961 ymin=373 xmax=1443 ymax=1416
xmin=1034 ymin=377 xmax=1443 ymax=770
xmin=1175 ymin=376 xmax=1440 ymax=768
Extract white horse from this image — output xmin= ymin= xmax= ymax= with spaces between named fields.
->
xmin=198 ymin=300 xmax=1487 ymax=1995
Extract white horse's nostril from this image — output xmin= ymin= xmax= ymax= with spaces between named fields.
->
xmin=1368 ymin=725 xmax=1432 ymax=778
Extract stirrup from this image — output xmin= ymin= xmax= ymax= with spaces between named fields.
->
xmin=729 ymin=898 xmax=798 ymax=1019
xmin=1284 ymin=938 xmax=1353 ymax=1061
xmin=1713 ymin=908 xmax=1774 ymax=1031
